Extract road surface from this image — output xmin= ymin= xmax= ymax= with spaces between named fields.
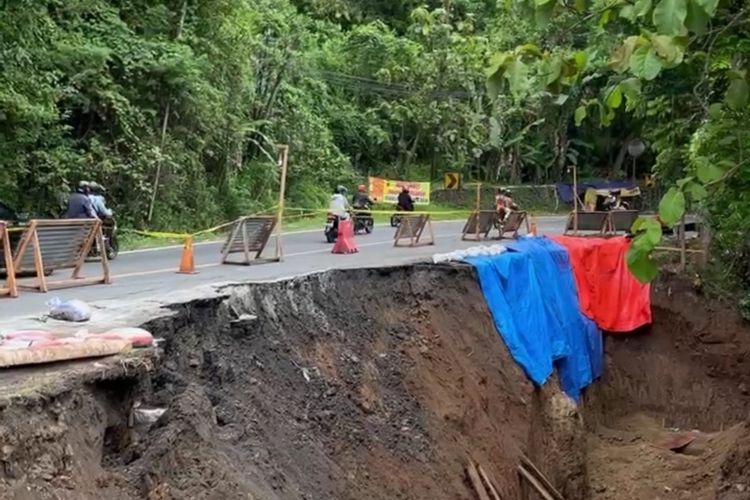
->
xmin=0 ymin=216 xmax=567 ymax=319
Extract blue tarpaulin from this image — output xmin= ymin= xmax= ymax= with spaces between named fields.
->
xmin=556 ymin=180 xmax=637 ymax=204
xmin=465 ymin=237 xmax=603 ymax=400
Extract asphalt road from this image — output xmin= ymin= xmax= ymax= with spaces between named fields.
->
xmin=0 ymin=216 xmax=567 ymax=319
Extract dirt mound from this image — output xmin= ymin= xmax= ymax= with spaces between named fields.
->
xmin=585 ymin=274 xmax=750 ymax=499
xmin=146 ymin=265 xmax=585 ymax=499
xmin=125 ymin=383 xmax=282 ymax=500
xmin=0 ymin=267 xmax=748 ymax=500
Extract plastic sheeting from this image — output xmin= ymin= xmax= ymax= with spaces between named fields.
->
xmin=556 ymin=180 xmax=637 ymax=204
xmin=465 ymin=237 xmax=603 ymax=400
xmin=552 ymin=236 xmax=652 ymax=333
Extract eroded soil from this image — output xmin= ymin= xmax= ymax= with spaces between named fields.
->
xmin=0 ymin=266 xmax=748 ymax=500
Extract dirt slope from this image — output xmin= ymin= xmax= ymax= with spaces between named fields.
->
xmin=0 ymin=267 xmax=748 ymax=500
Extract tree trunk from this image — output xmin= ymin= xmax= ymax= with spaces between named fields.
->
xmin=147 ymin=0 xmax=187 ymax=223
xmin=612 ymin=138 xmax=630 ymax=178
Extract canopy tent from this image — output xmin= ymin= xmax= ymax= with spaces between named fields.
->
xmin=556 ymin=180 xmax=638 ymax=204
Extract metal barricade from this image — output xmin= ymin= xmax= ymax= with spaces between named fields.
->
xmin=0 ymin=222 xmax=18 ymax=298
xmin=221 ymin=216 xmax=279 ymax=265
xmin=393 ymin=214 xmax=435 ymax=247
xmin=12 ymin=219 xmax=111 ymax=292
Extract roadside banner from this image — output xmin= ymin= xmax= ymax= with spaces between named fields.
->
xmin=368 ymin=177 xmax=431 ymax=205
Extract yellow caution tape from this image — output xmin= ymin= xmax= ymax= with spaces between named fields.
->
xmin=282 ymin=206 xmax=472 ymax=216
xmin=127 ymin=229 xmax=192 ymax=239
xmin=123 ymin=205 xmax=279 ymax=239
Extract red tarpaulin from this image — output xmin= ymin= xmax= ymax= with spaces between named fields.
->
xmin=552 ymin=236 xmax=651 ymax=333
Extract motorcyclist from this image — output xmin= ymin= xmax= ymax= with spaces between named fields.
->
xmin=352 ymin=185 xmax=374 ymax=210
xmin=89 ymin=182 xmax=113 ymax=218
xmin=330 ymin=185 xmax=350 ymax=216
xmin=66 ymin=181 xmax=98 ymax=219
xmin=495 ymin=188 xmax=517 ymax=222
xmin=396 ymin=186 xmax=414 ymax=212
xmin=328 ymin=185 xmax=350 ymax=235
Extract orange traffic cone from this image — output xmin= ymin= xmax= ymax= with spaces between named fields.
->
xmin=332 ymin=219 xmax=359 ymax=254
xmin=530 ymin=217 xmax=538 ymax=236
xmin=177 ymin=236 xmax=197 ymax=274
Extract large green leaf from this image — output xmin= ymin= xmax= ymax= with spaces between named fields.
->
xmin=545 ymin=56 xmax=563 ymax=85
xmin=574 ymin=105 xmax=587 ymax=126
xmin=686 ymin=181 xmax=708 ymax=200
xmin=535 ymin=1 xmax=555 ymax=25
xmin=658 ymin=187 xmax=686 ymax=225
xmin=598 ymin=101 xmax=616 ymax=126
xmin=695 ymin=0 xmax=718 ymax=16
xmin=696 ymin=161 xmax=725 ymax=183
xmin=653 ymin=0 xmax=688 ymax=35
xmin=505 ymin=59 xmax=529 ymax=98
xmin=685 ymin=0 xmax=709 ymax=34
xmin=574 ymin=51 xmax=588 ymax=70
xmin=634 ymin=0 xmax=654 ymax=17
xmin=620 ymin=78 xmax=642 ymax=109
xmin=485 ymin=53 xmax=510 ymax=77
xmin=726 ymin=79 xmax=749 ymax=110
xmin=652 ymin=35 xmax=684 ymax=66
xmin=708 ymin=102 xmax=724 ymax=118
xmin=629 ymin=47 xmax=663 ymax=80
xmin=606 ymin=85 xmax=623 ymax=109
xmin=611 ymin=36 xmax=649 ymax=73
xmin=620 ymin=5 xmax=636 ymax=21
xmin=627 ymin=244 xmax=659 ymax=283
xmin=487 ymin=70 xmax=505 ymax=98
xmin=643 ymin=217 xmax=663 ymax=245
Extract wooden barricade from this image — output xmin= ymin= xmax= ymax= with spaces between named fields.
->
xmin=393 ymin=214 xmax=435 ymax=247
xmin=498 ymin=211 xmax=530 ymax=239
xmin=0 ymin=222 xmax=18 ymax=298
xmin=221 ymin=216 xmax=278 ymax=265
xmin=13 ymin=219 xmax=110 ymax=293
xmin=462 ymin=211 xmax=497 ymax=241
xmin=564 ymin=211 xmax=609 ymax=236
xmin=608 ymin=210 xmax=639 ymax=235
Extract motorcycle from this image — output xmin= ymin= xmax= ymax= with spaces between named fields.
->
xmin=352 ymin=210 xmax=374 ymax=234
xmin=390 ymin=205 xmax=414 ymax=227
xmin=324 ymin=213 xmax=340 ymax=243
xmin=493 ymin=203 xmax=520 ymax=231
xmin=89 ymin=217 xmax=119 ymax=260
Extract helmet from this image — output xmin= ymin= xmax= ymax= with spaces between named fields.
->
xmin=77 ymin=181 xmax=91 ymax=193
xmin=90 ymin=182 xmax=106 ymax=194
xmin=336 ymin=185 xmax=347 ymax=195
xmin=401 ymin=185 xmax=409 ymax=193
xmin=358 ymin=184 xmax=366 ymax=193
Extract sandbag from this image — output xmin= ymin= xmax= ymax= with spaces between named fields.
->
xmin=47 ymin=298 xmax=92 ymax=322
xmin=3 ymin=331 xmax=55 ymax=341
xmin=0 ymin=339 xmax=130 ymax=368
xmin=89 ymin=327 xmax=154 ymax=347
